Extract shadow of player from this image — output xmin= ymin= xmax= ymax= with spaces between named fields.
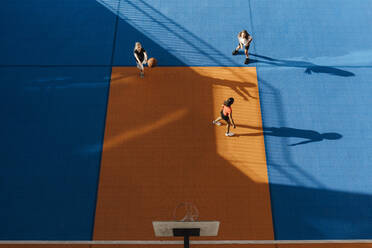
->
xmin=248 ymin=53 xmax=355 ymax=77
xmin=213 ymin=79 xmax=257 ymax=101
xmin=234 ymin=124 xmax=342 ymax=146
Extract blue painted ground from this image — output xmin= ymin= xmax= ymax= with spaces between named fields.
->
xmin=0 ymin=0 xmax=118 ymax=239
xmin=257 ymin=67 xmax=372 ymax=239
xmin=0 ymin=66 xmax=111 ymax=239
xmin=0 ymin=0 xmax=119 ymax=65
xmin=1 ymin=0 xmax=372 ymax=240
xmin=250 ymin=0 xmax=372 ymax=239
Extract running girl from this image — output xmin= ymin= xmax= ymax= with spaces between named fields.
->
xmin=213 ymin=97 xmax=236 ymax=137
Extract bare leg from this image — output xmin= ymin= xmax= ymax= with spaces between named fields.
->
xmin=140 ymin=64 xmax=144 ymax=77
xmin=225 ymin=119 xmax=235 ymax=136
xmin=233 ymin=44 xmax=243 ymax=55
xmin=137 ymin=62 xmax=144 ymax=77
xmin=213 ymin=116 xmax=222 ymax=126
xmin=244 ymin=46 xmax=250 ymax=64
xmin=214 ymin=116 xmax=222 ymax=122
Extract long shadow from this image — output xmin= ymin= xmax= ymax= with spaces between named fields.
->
xmin=234 ymin=124 xmax=342 ymax=146
xmin=110 ymin=73 xmax=258 ymax=100
xmin=249 ymin=53 xmax=355 ymax=77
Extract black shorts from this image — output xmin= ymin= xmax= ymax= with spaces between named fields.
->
xmin=220 ymin=110 xmax=230 ymax=122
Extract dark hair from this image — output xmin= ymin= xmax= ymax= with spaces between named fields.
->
xmin=240 ymin=30 xmax=249 ymax=38
xmin=224 ymin=97 xmax=234 ymax=107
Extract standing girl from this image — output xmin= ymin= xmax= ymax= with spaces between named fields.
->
xmin=134 ymin=42 xmax=148 ymax=78
xmin=232 ymin=30 xmax=253 ymax=64
xmin=213 ymin=97 xmax=236 ymax=137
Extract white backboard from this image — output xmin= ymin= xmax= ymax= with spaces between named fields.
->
xmin=152 ymin=221 xmax=220 ymax=237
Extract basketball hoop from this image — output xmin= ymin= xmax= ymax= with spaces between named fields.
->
xmin=173 ymin=202 xmax=199 ymax=222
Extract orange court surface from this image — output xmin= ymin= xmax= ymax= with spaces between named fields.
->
xmin=93 ymin=67 xmax=274 ymax=241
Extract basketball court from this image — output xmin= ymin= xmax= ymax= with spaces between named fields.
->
xmin=94 ymin=67 xmax=273 ymax=240
xmin=1 ymin=0 xmax=372 ymax=247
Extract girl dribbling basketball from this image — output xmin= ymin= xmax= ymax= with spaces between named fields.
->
xmin=134 ymin=42 xmax=148 ymax=78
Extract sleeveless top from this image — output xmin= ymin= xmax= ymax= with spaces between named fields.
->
xmin=223 ymin=105 xmax=232 ymax=116
xmin=134 ymin=48 xmax=146 ymax=62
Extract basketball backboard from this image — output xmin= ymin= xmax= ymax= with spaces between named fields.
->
xmin=152 ymin=221 xmax=220 ymax=237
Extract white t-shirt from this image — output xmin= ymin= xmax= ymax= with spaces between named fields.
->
xmin=239 ymin=37 xmax=249 ymax=46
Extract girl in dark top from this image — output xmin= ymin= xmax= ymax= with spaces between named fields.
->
xmin=232 ymin=30 xmax=253 ymax=64
xmin=134 ymin=42 xmax=148 ymax=78
xmin=212 ymin=97 xmax=236 ymax=137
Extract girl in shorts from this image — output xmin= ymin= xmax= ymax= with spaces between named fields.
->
xmin=134 ymin=42 xmax=148 ymax=78
xmin=232 ymin=30 xmax=253 ymax=64
xmin=213 ymin=97 xmax=236 ymax=137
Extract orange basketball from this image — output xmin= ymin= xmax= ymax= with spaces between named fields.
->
xmin=148 ymin=57 xmax=157 ymax=68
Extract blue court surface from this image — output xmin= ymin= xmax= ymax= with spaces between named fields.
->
xmin=0 ymin=66 xmax=110 ymax=239
xmin=1 ymin=0 xmax=372 ymax=241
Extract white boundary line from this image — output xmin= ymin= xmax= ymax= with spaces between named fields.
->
xmin=1 ymin=240 xmax=372 ymax=244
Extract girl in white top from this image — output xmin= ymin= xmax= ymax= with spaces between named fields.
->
xmin=133 ymin=42 xmax=148 ymax=78
xmin=232 ymin=30 xmax=253 ymax=64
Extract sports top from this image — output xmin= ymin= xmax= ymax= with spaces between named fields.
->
xmin=223 ymin=105 xmax=232 ymax=116
xmin=239 ymin=36 xmax=249 ymax=46
xmin=134 ymin=48 xmax=146 ymax=62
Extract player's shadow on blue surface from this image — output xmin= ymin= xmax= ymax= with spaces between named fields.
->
xmin=249 ymin=54 xmax=355 ymax=77
xmin=234 ymin=124 xmax=342 ymax=146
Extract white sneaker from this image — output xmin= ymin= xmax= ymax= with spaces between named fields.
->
xmin=213 ymin=120 xmax=222 ymax=126
xmin=140 ymin=72 xmax=144 ymax=78
xmin=225 ymin=132 xmax=234 ymax=137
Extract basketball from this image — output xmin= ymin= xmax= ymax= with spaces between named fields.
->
xmin=148 ymin=57 xmax=157 ymax=68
